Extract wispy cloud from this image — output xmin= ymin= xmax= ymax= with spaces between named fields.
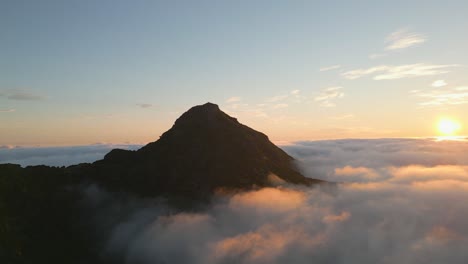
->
xmin=368 ymin=53 xmax=387 ymax=60
xmin=413 ymin=86 xmax=468 ymax=107
xmin=342 ymin=64 xmax=458 ymax=80
xmin=368 ymin=29 xmax=426 ymax=59
xmin=224 ymin=90 xmax=307 ymax=123
xmin=432 ymin=80 xmax=447 ymax=87
xmin=385 ymin=28 xmax=427 ymax=50
xmin=0 ymin=89 xmax=45 ymax=101
xmin=290 ymin=90 xmax=300 ymax=95
xmin=0 ymin=109 xmax=15 ymax=113
xmin=330 ymin=114 xmax=355 ymax=120
xmin=314 ymin=87 xmax=344 ymax=107
xmin=272 ymin=103 xmax=288 ymax=109
xmin=342 ymin=66 xmax=388 ymax=80
xmin=265 ymin=94 xmax=289 ymax=103
xmin=136 ymin=103 xmax=153 ymax=108
xmin=319 ymin=65 xmax=341 ymax=72
xmin=226 ymin=102 xmax=249 ymax=110
xmin=8 ymin=92 xmax=44 ymax=100
xmin=226 ymin=96 xmax=242 ymax=103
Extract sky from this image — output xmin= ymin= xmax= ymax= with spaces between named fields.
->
xmin=1 ymin=0 xmax=468 ymax=146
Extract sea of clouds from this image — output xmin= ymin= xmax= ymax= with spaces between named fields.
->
xmin=0 ymin=144 xmax=141 ymax=166
xmin=2 ymin=138 xmax=468 ymax=263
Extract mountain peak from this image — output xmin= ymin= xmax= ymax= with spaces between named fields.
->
xmin=93 ymin=103 xmax=323 ymax=199
xmin=184 ymin=102 xmax=221 ymax=115
xmin=173 ymin=102 xmax=237 ymax=128
xmin=199 ymin=102 xmax=220 ymax=109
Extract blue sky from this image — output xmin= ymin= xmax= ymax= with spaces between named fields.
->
xmin=1 ymin=0 xmax=468 ymax=146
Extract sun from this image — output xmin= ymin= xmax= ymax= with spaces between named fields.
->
xmin=438 ymin=119 xmax=461 ymax=136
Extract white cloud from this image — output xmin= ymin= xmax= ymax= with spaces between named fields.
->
xmin=226 ymin=96 xmax=242 ymax=103
xmin=342 ymin=66 xmax=388 ymax=80
xmin=319 ymin=65 xmax=341 ymax=72
xmin=265 ymin=95 xmax=288 ymax=103
xmin=342 ymin=64 xmax=458 ymax=80
xmin=272 ymin=103 xmax=288 ymax=109
xmin=290 ymin=90 xmax=300 ymax=95
xmin=0 ymin=109 xmax=15 ymax=113
xmin=330 ymin=114 xmax=355 ymax=120
xmin=226 ymin=103 xmax=249 ymax=110
xmin=432 ymin=80 xmax=447 ymax=87
xmin=413 ymin=86 xmax=468 ymax=107
xmin=368 ymin=53 xmax=387 ymax=60
xmin=385 ymin=28 xmax=427 ymax=50
xmin=314 ymin=87 xmax=344 ymax=107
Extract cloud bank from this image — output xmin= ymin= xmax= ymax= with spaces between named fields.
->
xmin=0 ymin=144 xmax=142 ymax=167
xmin=74 ymin=138 xmax=468 ymax=264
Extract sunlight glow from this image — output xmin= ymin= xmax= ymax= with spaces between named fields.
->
xmin=438 ymin=119 xmax=461 ymax=136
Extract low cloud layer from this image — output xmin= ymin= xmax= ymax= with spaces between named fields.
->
xmin=74 ymin=138 xmax=468 ymax=263
xmin=0 ymin=144 xmax=141 ymax=166
xmin=3 ymin=139 xmax=468 ymax=262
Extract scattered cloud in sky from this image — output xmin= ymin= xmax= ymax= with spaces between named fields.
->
xmin=330 ymin=114 xmax=355 ymax=120
xmin=0 ymin=89 xmax=45 ymax=101
xmin=73 ymin=138 xmax=468 ymax=264
xmin=223 ymin=90 xmax=308 ymax=123
xmin=319 ymin=65 xmax=341 ymax=72
xmin=413 ymin=86 xmax=468 ymax=107
xmin=272 ymin=103 xmax=288 ymax=109
xmin=314 ymin=87 xmax=344 ymax=107
xmin=136 ymin=103 xmax=153 ymax=108
xmin=0 ymin=109 xmax=15 ymax=113
xmin=368 ymin=53 xmax=387 ymax=60
xmin=342 ymin=64 xmax=458 ymax=80
xmin=226 ymin=96 xmax=242 ymax=103
xmin=265 ymin=94 xmax=289 ymax=103
xmin=290 ymin=90 xmax=300 ymax=95
xmin=432 ymin=80 xmax=447 ymax=87
xmin=367 ymin=29 xmax=426 ymax=60
xmin=385 ymin=28 xmax=427 ymax=50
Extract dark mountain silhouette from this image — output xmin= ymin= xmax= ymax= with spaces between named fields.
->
xmin=88 ymin=102 xmax=322 ymax=200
